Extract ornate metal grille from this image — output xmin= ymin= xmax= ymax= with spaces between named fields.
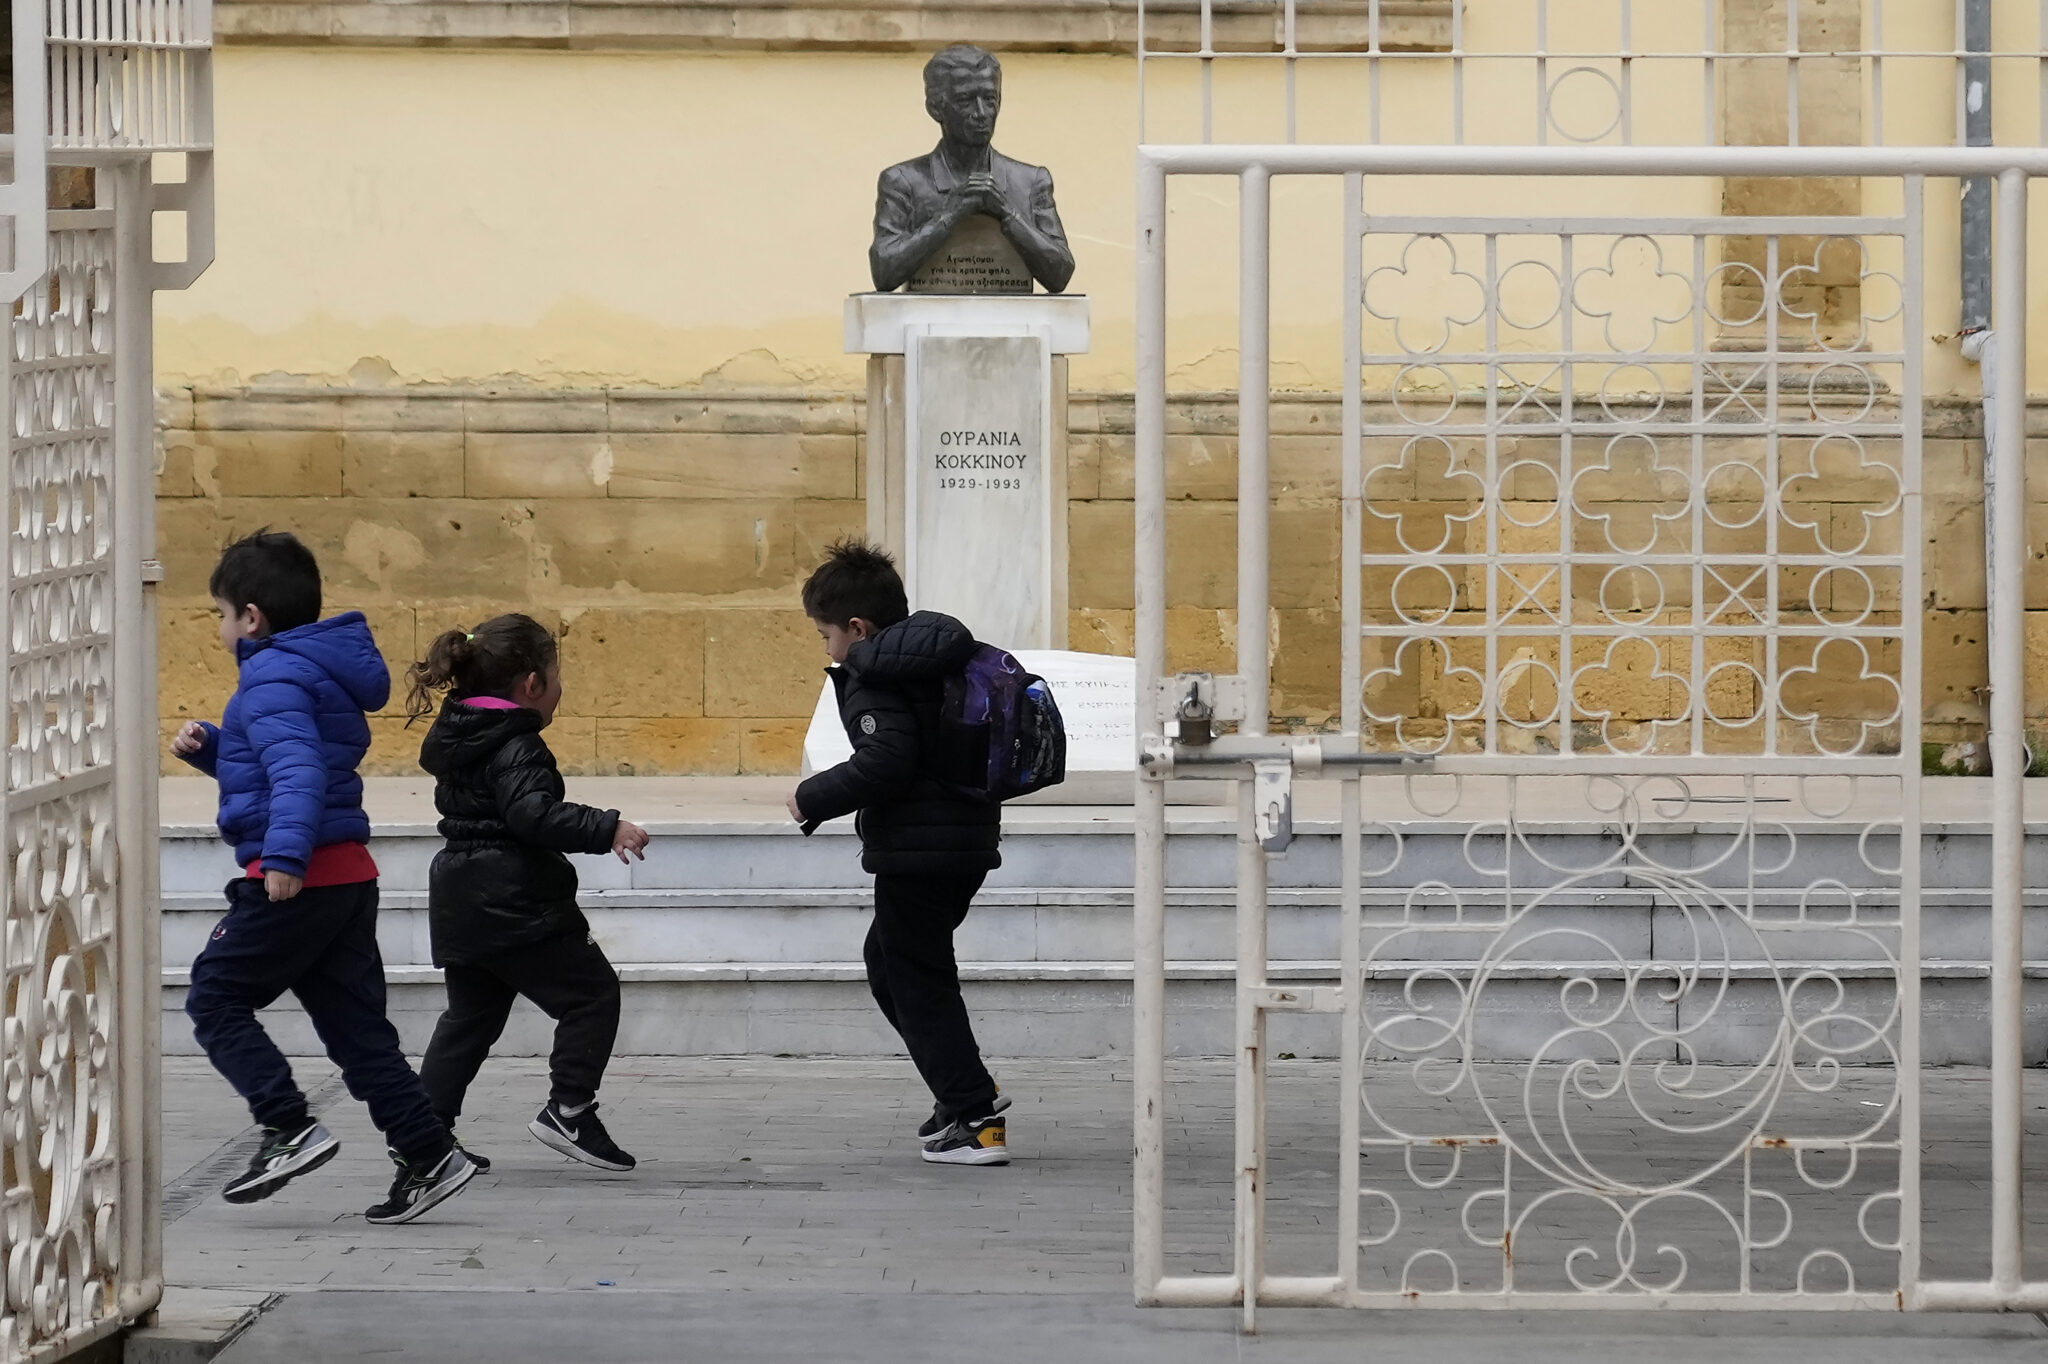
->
xmin=1339 ymin=202 xmax=1920 ymax=1304
xmin=0 ymin=1 xmax=213 ymax=1357
xmin=1138 ymin=0 xmax=2048 ymax=149
xmin=1 ymin=217 xmax=124 ymax=1358
xmin=1132 ymin=146 xmax=2048 ymax=1325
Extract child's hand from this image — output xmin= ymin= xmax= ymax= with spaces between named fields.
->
xmin=612 ymin=820 xmax=649 ymax=863
xmin=785 ymin=791 xmax=805 ymax=823
xmin=170 ymin=721 xmax=207 ymax=756
xmin=264 ymin=870 xmax=304 ymax=902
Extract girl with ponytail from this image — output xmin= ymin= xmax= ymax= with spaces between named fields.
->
xmin=408 ymin=613 xmax=649 ymax=1173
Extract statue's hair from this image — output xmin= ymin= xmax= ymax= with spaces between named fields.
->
xmin=924 ymin=44 xmax=1000 ymax=99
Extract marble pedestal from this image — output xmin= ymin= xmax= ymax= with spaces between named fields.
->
xmin=809 ymin=293 xmax=1133 ymax=800
xmin=845 ymin=292 xmax=1090 ymax=651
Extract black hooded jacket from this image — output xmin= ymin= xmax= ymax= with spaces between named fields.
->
xmin=793 ymin=612 xmax=1002 ymax=876
xmin=418 ymin=697 xmax=620 ymax=966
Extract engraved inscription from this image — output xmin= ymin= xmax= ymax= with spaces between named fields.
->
xmin=908 ymin=216 xmax=1034 ymax=295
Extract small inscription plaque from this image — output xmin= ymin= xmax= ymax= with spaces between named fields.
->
xmin=907 ymin=216 xmax=1034 ymax=295
xmin=909 ymin=333 xmax=1050 ymax=650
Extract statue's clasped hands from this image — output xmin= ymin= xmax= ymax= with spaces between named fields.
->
xmin=949 ymin=172 xmax=1010 ymax=223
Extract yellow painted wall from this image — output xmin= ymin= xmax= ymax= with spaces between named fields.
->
xmin=157 ymin=48 xmax=1144 ymax=391
xmin=159 ymin=38 xmax=2048 ymax=397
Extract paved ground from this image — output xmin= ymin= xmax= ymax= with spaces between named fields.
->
xmin=159 ymin=1055 xmax=2048 ymax=1362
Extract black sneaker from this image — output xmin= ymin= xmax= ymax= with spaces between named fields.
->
xmin=222 ymin=1120 xmax=339 ymax=1204
xmin=920 ymin=1113 xmax=1010 ymax=1166
xmin=917 ymin=1093 xmax=1012 ymax=1143
xmin=364 ymin=1147 xmax=478 ymax=1224
xmin=454 ymin=1140 xmax=491 ymax=1174
xmin=528 ymin=1101 xmax=635 ymax=1171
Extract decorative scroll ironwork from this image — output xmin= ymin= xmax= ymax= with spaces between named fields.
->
xmin=1 ymin=223 xmax=124 ymax=1357
xmin=1353 ymin=772 xmax=1906 ymax=1301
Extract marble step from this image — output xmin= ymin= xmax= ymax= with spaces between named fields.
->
xmin=158 ymin=961 xmax=2048 ymax=1065
xmin=154 ymin=777 xmax=2048 ymax=1062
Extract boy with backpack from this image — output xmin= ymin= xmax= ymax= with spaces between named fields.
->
xmin=173 ymin=530 xmax=477 ymax=1223
xmin=789 ymin=540 xmax=1042 ymax=1166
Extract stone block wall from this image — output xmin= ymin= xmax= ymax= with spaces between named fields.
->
xmin=155 ymin=387 xmax=2032 ymax=776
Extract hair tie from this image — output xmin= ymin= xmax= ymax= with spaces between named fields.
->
xmin=465 ymin=632 xmax=475 ymax=641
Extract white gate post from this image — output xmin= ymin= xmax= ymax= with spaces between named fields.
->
xmin=1232 ymin=163 xmax=1273 ymax=1334
xmin=1987 ymin=164 xmax=2029 ymax=1299
xmin=111 ymin=157 xmax=166 ymax=1324
xmin=1132 ymin=153 xmax=1171 ymax=1306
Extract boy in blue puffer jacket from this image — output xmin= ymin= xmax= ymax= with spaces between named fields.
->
xmin=174 ymin=530 xmax=476 ymax=1224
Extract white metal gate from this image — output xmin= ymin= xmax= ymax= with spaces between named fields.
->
xmin=0 ymin=2 xmax=214 ymax=1357
xmin=1132 ymin=147 xmax=2047 ymax=1324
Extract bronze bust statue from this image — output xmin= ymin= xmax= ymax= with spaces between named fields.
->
xmin=869 ymin=45 xmax=1076 ymax=295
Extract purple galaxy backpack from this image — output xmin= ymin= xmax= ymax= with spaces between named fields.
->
xmin=934 ymin=645 xmax=1067 ymax=803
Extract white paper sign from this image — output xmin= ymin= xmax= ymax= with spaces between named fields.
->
xmin=801 ymin=650 xmax=1136 ymax=777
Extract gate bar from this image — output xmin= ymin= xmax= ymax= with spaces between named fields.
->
xmin=1988 ymin=165 xmax=2028 ymax=1299
xmin=1142 ymin=145 xmax=2048 ymax=178
xmin=1233 ymin=163 xmax=1273 ymax=1334
xmin=112 ymin=161 xmax=167 ymax=1324
xmin=1133 ymin=152 xmax=1169 ymax=1303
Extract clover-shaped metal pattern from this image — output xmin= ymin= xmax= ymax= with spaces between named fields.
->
xmin=1778 ymin=638 xmax=1904 ymax=758
xmin=1573 ymin=236 xmax=1693 ymax=355
xmin=1354 ymin=222 xmax=1911 ymax=765
xmin=1570 ymin=434 xmax=1693 ymax=557
xmin=1361 ymin=636 xmax=1486 ymax=755
xmin=1777 ymin=236 xmax=1907 ymax=355
xmin=3 ymin=225 xmax=126 ymax=1357
xmin=1364 ymin=435 xmax=1485 ymax=558
xmin=1778 ymin=436 xmax=1904 ymax=559
xmin=1569 ymin=636 xmax=1692 ymax=755
xmin=1364 ymin=234 xmax=1487 ymax=356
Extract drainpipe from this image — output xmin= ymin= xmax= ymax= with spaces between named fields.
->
xmin=1959 ymin=0 xmax=2000 ymax=763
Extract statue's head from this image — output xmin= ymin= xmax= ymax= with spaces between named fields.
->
xmin=924 ymin=44 xmax=1002 ymax=149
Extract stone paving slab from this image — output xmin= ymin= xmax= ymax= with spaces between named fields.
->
xmin=217 ymin=1290 xmax=2048 ymax=1364
xmin=162 ymin=1055 xmax=2048 ymax=1358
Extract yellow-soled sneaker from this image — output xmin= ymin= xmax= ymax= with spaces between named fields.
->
xmin=920 ymin=1113 xmax=1009 ymax=1166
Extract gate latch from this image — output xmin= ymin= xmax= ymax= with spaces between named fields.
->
xmin=1160 ymin=673 xmax=1248 ymax=749
xmin=1254 ymin=759 xmax=1293 ymax=853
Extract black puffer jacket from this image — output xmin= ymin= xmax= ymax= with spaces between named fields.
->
xmin=418 ymin=698 xmax=620 ymax=966
xmin=794 ymin=612 xmax=1002 ymax=876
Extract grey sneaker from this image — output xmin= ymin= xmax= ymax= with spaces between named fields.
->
xmin=920 ymin=1113 xmax=1010 ymax=1166
xmin=222 ymin=1120 xmax=339 ymax=1205
xmin=364 ymin=1147 xmax=478 ymax=1225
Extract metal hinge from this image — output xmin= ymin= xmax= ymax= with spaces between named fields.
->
xmin=141 ymin=560 xmax=165 ymax=584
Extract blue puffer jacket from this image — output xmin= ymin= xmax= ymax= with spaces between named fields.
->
xmin=178 ymin=613 xmax=390 ymax=877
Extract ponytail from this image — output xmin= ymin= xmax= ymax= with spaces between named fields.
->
xmin=405 ymin=613 xmax=558 ymax=722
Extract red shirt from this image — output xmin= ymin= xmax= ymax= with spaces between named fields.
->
xmin=245 ymin=842 xmax=378 ymax=887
